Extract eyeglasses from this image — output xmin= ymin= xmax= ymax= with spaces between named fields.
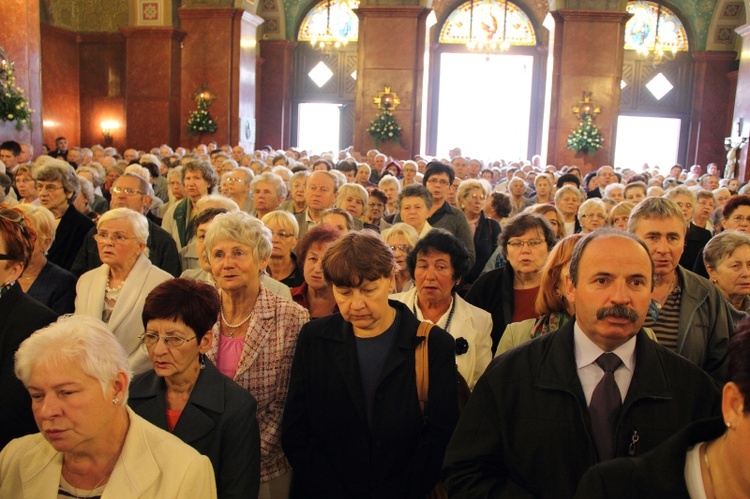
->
xmin=271 ymin=230 xmax=295 ymax=238
xmin=581 ymin=213 xmax=607 ymax=220
xmin=468 ymin=194 xmax=486 ymax=201
xmin=729 ymin=215 xmax=750 ymax=224
xmin=674 ymin=201 xmax=693 ymax=210
xmin=226 ymin=177 xmax=245 ymax=183
xmin=506 ymin=239 xmax=545 ymax=249
xmin=94 ymin=232 xmax=135 ymax=244
xmin=389 ymin=244 xmax=412 ymax=252
xmin=111 ymin=187 xmax=143 ymax=196
xmin=36 ymin=183 xmax=63 ymax=192
xmin=426 ymin=178 xmax=450 ymax=186
xmin=140 ymin=332 xmax=196 ymax=349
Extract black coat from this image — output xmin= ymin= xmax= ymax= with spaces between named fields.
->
xmin=465 ymin=211 xmax=501 ymax=286
xmin=47 ymin=204 xmax=95 ymax=271
xmin=70 ymin=220 xmax=181 ymax=277
xmin=680 ymin=222 xmax=711 ymax=271
xmin=0 ymin=283 xmax=58 ymax=449
xmin=281 ymin=300 xmax=459 ymax=499
xmin=442 ymin=320 xmax=721 ymax=499
xmin=574 ymin=417 xmax=725 ymax=499
xmin=129 ymin=359 xmax=260 ymax=499
xmin=465 ymin=264 xmax=515 ymax=353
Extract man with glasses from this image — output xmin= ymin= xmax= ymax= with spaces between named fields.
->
xmin=586 ymin=165 xmax=617 ymax=199
xmin=223 ymin=167 xmax=254 ymax=213
xmin=628 ymin=197 xmax=730 ymax=383
xmin=71 ymin=173 xmax=180 ymax=277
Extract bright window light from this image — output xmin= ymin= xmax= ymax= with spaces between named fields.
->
xmin=297 ymin=103 xmax=340 ymax=153
xmin=614 ymin=115 xmax=681 ymax=173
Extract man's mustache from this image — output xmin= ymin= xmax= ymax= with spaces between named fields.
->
xmin=596 ymin=305 xmax=639 ymax=323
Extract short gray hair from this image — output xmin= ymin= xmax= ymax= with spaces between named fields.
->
xmin=77 ymin=176 xmax=95 ymax=206
xmin=555 ymin=184 xmax=583 ymax=203
xmin=457 ymin=179 xmax=490 ymax=203
xmin=251 ymin=172 xmax=287 ymax=199
xmin=196 ymin=194 xmax=239 ymax=213
xmin=703 ymin=230 xmax=750 ymax=270
xmin=335 ymin=183 xmax=368 ymax=210
xmin=665 ymin=185 xmax=696 ymax=205
xmin=578 ymin=198 xmax=606 ymax=217
xmin=97 ymin=208 xmax=150 ymax=257
xmin=603 ymin=183 xmax=624 ymax=199
xmin=15 ymin=315 xmax=132 ymax=404
xmin=378 ymin=176 xmax=401 ymax=193
xmin=204 ymin=211 xmax=272 ymax=265
xmin=34 ymin=160 xmax=81 ymax=201
xmin=628 ymin=196 xmax=687 ymax=234
xmin=381 ymin=222 xmax=419 ymax=248
xmin=397 ymin=184 xmax=433 ymax=211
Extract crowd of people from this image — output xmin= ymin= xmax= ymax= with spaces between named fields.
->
xmin=0 ymin=136 xmax=749 ymax=498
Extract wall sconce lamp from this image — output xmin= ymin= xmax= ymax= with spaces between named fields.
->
xmin=571 ymin=92 xmax=601 ymax=120
xmin=101 ymin=121 xmax=118 ymax=146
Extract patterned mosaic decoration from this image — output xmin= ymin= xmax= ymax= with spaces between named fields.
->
xmin=624 ymin=1 xmax=689 ymax=54
xmin=439 ymin=0 xmax=536 ymax=46
xmin=298 ymin=0 xmax=360 ymax=45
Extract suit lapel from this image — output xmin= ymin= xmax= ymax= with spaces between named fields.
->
xmin=108 ymin=255 xmax=150 ymax=333
xmin=20 ymin=439 xmax=62 ymax=499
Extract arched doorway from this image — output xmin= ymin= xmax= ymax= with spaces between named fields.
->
xmin=292 ymin=0 xmax=359 ymax=153
xmin=428 ymin=0 xmax=544 ymax=162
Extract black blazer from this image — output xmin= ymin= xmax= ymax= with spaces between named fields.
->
xmin=680 ymin=222 xmax=711 ymax=272
xmin=129 ymin=359 xmax=261 ymax=499
xmin=0 ymin=283 xmax=58 ymax=449
xmin=281 ymin=300 xmax=459 ymax=499
xmin=465 ymin=211 xmax=501 ymax=286
xmin=47 ymin=204 xmax=95 ymax=271
xmin=575 ymin=418 xmax=726 ymax=498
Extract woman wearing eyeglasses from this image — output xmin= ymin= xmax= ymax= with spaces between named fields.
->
xmin=130 ymin=278 xmax=261 ymax=499
xmin=721 ymin=195 xmax=750 ymax=234
xmin=465 ymin=213 xmax=556 ymax=353
xmin=75 ymin=208 xmax=172 ymax=375
xmin=458 ymin=179 xmax=501 ymax=289
xmin=261 ymin=210 xmax=303 ymax=288
xmin=577 ymin=198 xmax=608 ymax=233
xmin=382 ymin=223 xmax=419 ymax=293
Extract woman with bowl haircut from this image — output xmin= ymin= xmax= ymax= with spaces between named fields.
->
xmin=282 ymin=231 xmax=459 ymax=498
xmin=392 ymin=229 xmax=492 ymax=389
xmin=75 ymin=208 xmax=172 ymax=375
xmin=0 ymin=315 xmax=217 ymax=498
xmin=130 ymin=278 xmax=261 ymax=498
xmin=290 ymin=224 xmax=342 ymax=318
xmin=203 ymin=210 xmax=309 ymax=498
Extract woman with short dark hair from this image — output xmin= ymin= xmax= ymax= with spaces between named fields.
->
xmin=282 ymin=231 xmax=458 ymax=497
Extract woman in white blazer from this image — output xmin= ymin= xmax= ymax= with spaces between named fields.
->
xmin=75 ymin=208 xmax=172 ymax=375
xmin=391 ymin=229 xmax=492 ymax=389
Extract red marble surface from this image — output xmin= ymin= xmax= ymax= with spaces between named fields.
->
xmin=122 ymin=27 xmax=185 ymax=150
xmin=78 ymin=33 xmax=126 ymax=150
xmin=546 ymin=10 xmax=630 ymax=174
xmin=40 ymin=24 xmax=80 ymax=148
xmin=0 ymin=0 xmax=42 ymax=152
xmin=687 ymin=52 xmax=737 ymax=171
xmin=257 ymin=40 xmax=296 ymax=149
xmin=353 ymin=7 xmax=430 ymax=158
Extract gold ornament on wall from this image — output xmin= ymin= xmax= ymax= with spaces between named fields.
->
xmin=373 ymin=87 xmax=400 ymax=111
xmin=571 ymin=92 xmax=601 ymax=120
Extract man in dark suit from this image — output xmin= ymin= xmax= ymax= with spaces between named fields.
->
xmin=443 ymin=229 xmax=721 ymax=499
xmin=586 ymin=165 xmax=616 ymax=199
xmin=71 ymin=172 xmax=181 ymax=277
xmin=49 ymin=136 xmax=69 ymax=161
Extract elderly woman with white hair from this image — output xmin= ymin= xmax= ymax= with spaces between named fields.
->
xmin=75 ymin=208 xmax=172 ymax=375
xmin=251 ymin=172 xmax=287 ymax=220
xmin=703 ymin=230 xmax=750 ymax=325
xmin=0 ymin=315 xmax=217 ymax=498
xmin=334 ymin=183 xmax=367 ymax=230
xmin=204 ymin=211 xmax=309 ymax=498
xmin=33 ymin=159 xmax=95 ymax=270
xmin=382 ymin=222 xmax=419 ymax=293
xmin=577 ymin=198 xmax=607 ymax=233
xmin=262 ymin=210 xmax=303 ymax=288
xmin=378 ymin=175 xmax=401 ymax=217
xmin=14 ymin=204 xmax=77 ymax=315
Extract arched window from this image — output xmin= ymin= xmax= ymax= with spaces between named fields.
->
xmin=298 ymin=0 xmax=360 ymax=45
xmin=439 ymin=0 xmax=536 ymax=47
xmin=624 ymin=1 xmax=689 ymax=53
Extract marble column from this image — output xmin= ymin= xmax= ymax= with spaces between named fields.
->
xmin=122 ymin=27 xmax=185 ymax=151
xmin=546 ymin=9 xmax=630 ymax=173
xmin=732 ymin=23 xmax=750 ymax=181
xmin=353 ymin=6 xmax=430 ymax=158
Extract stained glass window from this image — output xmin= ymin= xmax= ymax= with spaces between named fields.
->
xmin=298 ymin=0 xmax=360 ymax=45
xmin=624 ymin=1 xmax=689 ymax=53
xmin=439 ymin=0 xmax=536 ymax=47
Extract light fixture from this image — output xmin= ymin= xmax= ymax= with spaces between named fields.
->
xmin=466 ymin=0 xmax=511 ymax=57
xmin=571 ymin=92 xmax=601 ymax=120
xmin=635 ymin=3 xmax=677 ymax=66
xmin=310 ymin=0 xmax=351 ymax=55
xmin=101 ymin=121 xmax=118 ymax=146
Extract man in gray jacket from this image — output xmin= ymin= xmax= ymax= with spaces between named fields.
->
xmin=628 ymin=197 xmax=729 ymax=382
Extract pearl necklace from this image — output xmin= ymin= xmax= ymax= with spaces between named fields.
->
xmin=105 ymin=275 xmax=126 ymax=294
xmin=220 ymin=299 xmax=254 ymax=337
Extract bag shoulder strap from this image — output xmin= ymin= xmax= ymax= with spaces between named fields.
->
xmin=415 ymin=321 xmax=435 ymax=420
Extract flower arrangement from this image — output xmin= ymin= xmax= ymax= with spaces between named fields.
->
xmin=0 ymin=57 xmax=34 ymax=132
xmin=566 ymin=115 xmax=603 ymax=156
xmin=187 ymin=85 xmax=217 ymax=137
xmin=367 ymin=109 xmax=402 ymax=148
